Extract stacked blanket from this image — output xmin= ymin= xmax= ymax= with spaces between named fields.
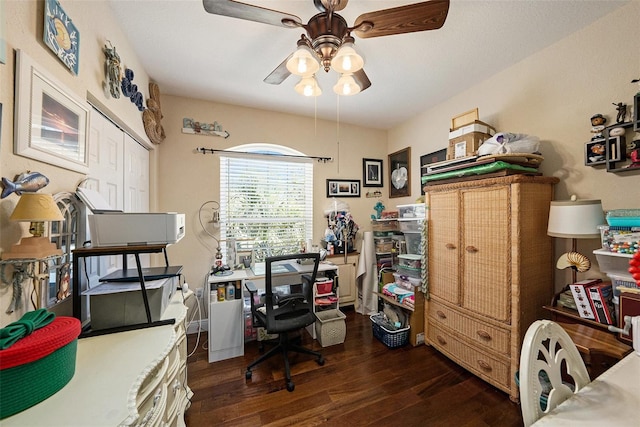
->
xmin=382 ymin=283 xmax=415 ymax=310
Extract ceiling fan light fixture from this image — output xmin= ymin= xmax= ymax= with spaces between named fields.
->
xmin=286 ymin=45 xmax=320 ymax=77
xmin=331 ymin=41 xmax=364 ymax=74
xmin=333 ymin=73 xmax=361 ymax=96
xmin=295 ymin=75 xmax=322 ymax=96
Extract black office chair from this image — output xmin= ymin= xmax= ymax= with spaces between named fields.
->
xmin=244 ymin=253 xmax=325 ymax=392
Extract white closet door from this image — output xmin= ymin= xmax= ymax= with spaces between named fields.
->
xmin=123 ymin=133 xmax=149 ymax=213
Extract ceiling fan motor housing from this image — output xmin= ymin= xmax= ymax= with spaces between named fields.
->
xmin=306 ymin=13 xmax=349 ymax=71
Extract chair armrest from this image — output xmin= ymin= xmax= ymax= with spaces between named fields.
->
xmin=245 ymin=281 xmax=257 ymax=294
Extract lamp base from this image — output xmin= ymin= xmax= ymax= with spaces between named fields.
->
xmin=1 ymin=237 xmax=62 ymax=260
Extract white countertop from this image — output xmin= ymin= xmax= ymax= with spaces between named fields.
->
xmin=208 ymin=260 xmax=338 ymax=283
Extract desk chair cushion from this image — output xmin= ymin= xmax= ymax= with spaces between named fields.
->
xmin=519 ymin=320 xmax=591 ymax=427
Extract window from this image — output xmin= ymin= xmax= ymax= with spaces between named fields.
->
xmin=219 ymin=144 xmax=313 ymax=264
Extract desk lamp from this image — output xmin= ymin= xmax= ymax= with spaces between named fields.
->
xmin=547 ymin=197 xmax=605 ymax=284
xmin=2 ymin=193 xmax=64 ymax=259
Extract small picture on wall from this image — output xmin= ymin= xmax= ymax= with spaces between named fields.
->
xmin=362 ymin=158 xmax=383 ymax=187
xmin=326 ymin=179 xmax=360 ymax=198
xmin=388 ymin=147 xmax=411 ymax=198
xmin=585 ymin=139 xmax=606 ymax=166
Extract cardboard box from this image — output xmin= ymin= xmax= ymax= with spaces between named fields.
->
xmin=84 ymin=276 xmax=176 ymax=330
xmin=449 ymin=120 xmax=496 ymax=139
xmin=447 ymin=131 xmax=493 ymax=159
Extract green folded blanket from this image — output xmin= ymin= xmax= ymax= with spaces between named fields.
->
xmin=421 ymin=161 xmax=538 ymax=184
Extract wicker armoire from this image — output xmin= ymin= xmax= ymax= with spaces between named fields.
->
xmin=423 ymin=175 xmax=559 ymax=402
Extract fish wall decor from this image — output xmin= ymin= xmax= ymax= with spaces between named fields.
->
xmin=1 ymin=171 xmax=50 ymax=198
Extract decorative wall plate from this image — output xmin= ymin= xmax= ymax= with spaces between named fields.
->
xmin=44 ymin=0 xmax=80 ymax=75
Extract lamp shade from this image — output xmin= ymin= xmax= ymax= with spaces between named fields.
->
xmin=333 ymin=73 xmax=361 ymax=96
xmin=547 ymin=198 xmax=604 ymax=239
xmin=286 ymin=45 xmax=320 ymax=77
xmin=10 ymin=193 xmax=64 ymax=222
xmin=294 ymin=76 xmax=322 ymax=97
xmin=331 ymin=41 xmax=364 ymax=74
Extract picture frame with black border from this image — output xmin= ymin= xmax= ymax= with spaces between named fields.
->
xmin=388 ymin=147 xmax=411 ymax=198
xmin=584 ymin=139 xmax=606 ymax=166
xmin=420 ymin=148 xmax=447 ymax=194
xmin=326 ymin=179 xmax=360 ymax=198
xmin=14 ymin=49 xmax=90 ymax=173
xmin=362 ymin=158 xmax=383 ymax=187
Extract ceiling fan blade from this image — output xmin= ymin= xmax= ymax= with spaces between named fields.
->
xmin=353 ymin=69 xmax=371 ymax=92
xmin=264 ymin=54 xmax=293 ymax=85
xmin=353 ymin=0 xmax=449 ymax=39
xmin=203 ymin=0 xmax=302 ymax=28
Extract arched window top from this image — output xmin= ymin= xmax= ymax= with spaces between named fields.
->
xmin=229 ymin=143 xmax=305 ymax=157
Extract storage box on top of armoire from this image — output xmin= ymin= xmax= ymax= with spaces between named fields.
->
xmin=0 ymin=316 xmax=81 ymax=419
xmin=448 ymin=130 xmax=494 ymax=159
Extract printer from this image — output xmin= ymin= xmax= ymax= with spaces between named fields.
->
xmin=77 ymin=188 xmax=185 ymax=246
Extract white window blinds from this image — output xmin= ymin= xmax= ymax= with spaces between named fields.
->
xmin=220 ymin=150 xmax=313 ymax=262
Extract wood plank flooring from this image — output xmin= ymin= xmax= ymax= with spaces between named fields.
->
xmin=185 ymin=307 xmax=524 ymax=426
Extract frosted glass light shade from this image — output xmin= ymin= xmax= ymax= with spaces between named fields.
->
xmin=331 ymin=42 xmax=364 ymax=74
xmin=547 ymin=199 xmax=605 ymax=238
xmin=286 ymin=46 xmax=320 ymax=77
xmin=294 ymin=76 xmax=322 ymax=97
xmin=10 ymin=193 xmax=64 ymax=222
xmin=333 ymin=73 xmax=361 ymax=96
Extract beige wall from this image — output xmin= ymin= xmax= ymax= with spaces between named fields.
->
xmin=157 ymin=96 xmax=387 ymax=297
xmin=390 ymin=2 xmax=640 ymax=292
xmin=1 ymin=1 xmax=639 ymax=326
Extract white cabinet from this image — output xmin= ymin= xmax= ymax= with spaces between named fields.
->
xmin=328 ymin=253 xmax=357 ymax=306
xmin=207 ymin=281 xmax=244 ymax=363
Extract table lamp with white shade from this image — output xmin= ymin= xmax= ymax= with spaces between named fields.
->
xmin=1 ymin=193 xmax=64 ymax=260
xmin=547 ymin=196 xmax=605 ymax=285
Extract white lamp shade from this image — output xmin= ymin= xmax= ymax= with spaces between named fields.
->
xmin=294 ymin=76 xmax=322 ymax=97
xmin=333 ymin=73 xmax=361 ymax=96
xmin=286 ymin=46 xmax=320 ymax=77
xmin=331 ymin=42 xmax=364 ymax=74
xmin=547 ymin=199 xmax=605 ymax=238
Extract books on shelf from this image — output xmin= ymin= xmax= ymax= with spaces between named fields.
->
xmin=569 ymin=279 xmax=601 ymax=320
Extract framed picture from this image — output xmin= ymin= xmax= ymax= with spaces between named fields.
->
xmin=44 ymin=0 xmax=80 ymax=75
xmin=388 ymin=147 xmax=411 ymax=198
xmin=14 ymin=49 xmax=90 ymax=173
xmin=420 ymin=148 xmax=447 ymax=194
xmin=584 ymin=139 xmax=606 ymax=166
xmin=326 ymin=179 xmax=360 ymax=198
xmin=362 ymin=158 xmax=383 ymax=187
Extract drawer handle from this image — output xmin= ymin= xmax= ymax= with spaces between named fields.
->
xmin=445 ymin=243 xmax=456 ymax=250
xmin=140 ymin=389 xmax=163 ymax=426
xmin=465 ymin=246 xmax=478 ymax=253
xmin=436 ymin=335 xmax=447 ymax=345
xmin=477 ymin=359 xmax=492 ymax=372
xmin=476 ymin=330 xmax=492 ymax=341
xmin=436 ymin=310 xmax=447 ymax=319
xmin=172 ymin=379 xmax=181 ymax=395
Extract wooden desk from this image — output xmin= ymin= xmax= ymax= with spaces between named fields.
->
xmin=545 ymin=305 xmax=632 ymax=378
xmin=531 ymin=352 xmax=640 ymax=426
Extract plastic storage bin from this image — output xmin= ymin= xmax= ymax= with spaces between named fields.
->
xmin=370 ymin=314 xmax=410 ymax=349
xmin=403 ymin=233 xmax=422 ymax=255
xmin=398 ymin=219 xmax=423 ymax=233
xmin=315 ymin=309 xmax=346 ymax=347
xmin=598 ymin=225 xmax=640 ymax=254
xmin=607 ymin=272 xmax=639 ymax=299
xmin=398 ymin=254 xmax=421 ymax=269
xmin=393 ymin=272 xmax=421 ymax=289
xmin=397 ymin=203 xmax=426 ymax=219
xmin=593 ymin=249 xmax=633 ymax=275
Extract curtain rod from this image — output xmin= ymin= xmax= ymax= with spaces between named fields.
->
xmin=195 ymin=147 xmax=333 ymax=163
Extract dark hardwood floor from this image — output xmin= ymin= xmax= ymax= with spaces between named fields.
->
xmin=185 ymin=307 xmax=524 ymax=426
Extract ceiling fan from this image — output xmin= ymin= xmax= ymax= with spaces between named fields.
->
xmin=202 ymin=0 xmax=450 ymax=96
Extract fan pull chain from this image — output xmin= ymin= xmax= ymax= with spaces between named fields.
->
xmin=336 ymin=94 xmax=340 ymax=173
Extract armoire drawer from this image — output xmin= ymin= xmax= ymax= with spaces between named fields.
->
xmin=428 ymin=299 xmax=510 ymax=355
xmin=428 ymin=323 xmax=511 ymax=390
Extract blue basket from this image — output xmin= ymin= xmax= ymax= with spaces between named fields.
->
xmin=370 ymin=315 xmax=409 ymax=349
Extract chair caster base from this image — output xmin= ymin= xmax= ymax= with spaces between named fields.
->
xmin=317 ymin=357 xmax=325 ymax=366
xmin=286 ymin=381 xmax=295 ymax=392
xmin=245 ymin=370 xmax=252 ymax=380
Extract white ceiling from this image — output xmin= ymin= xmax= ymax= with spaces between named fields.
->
xmin=108 ymin=0 xmax=629 ymax=130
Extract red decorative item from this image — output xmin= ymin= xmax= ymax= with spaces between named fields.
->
xmin=632 ymin=252 xmax=640 ymax=286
